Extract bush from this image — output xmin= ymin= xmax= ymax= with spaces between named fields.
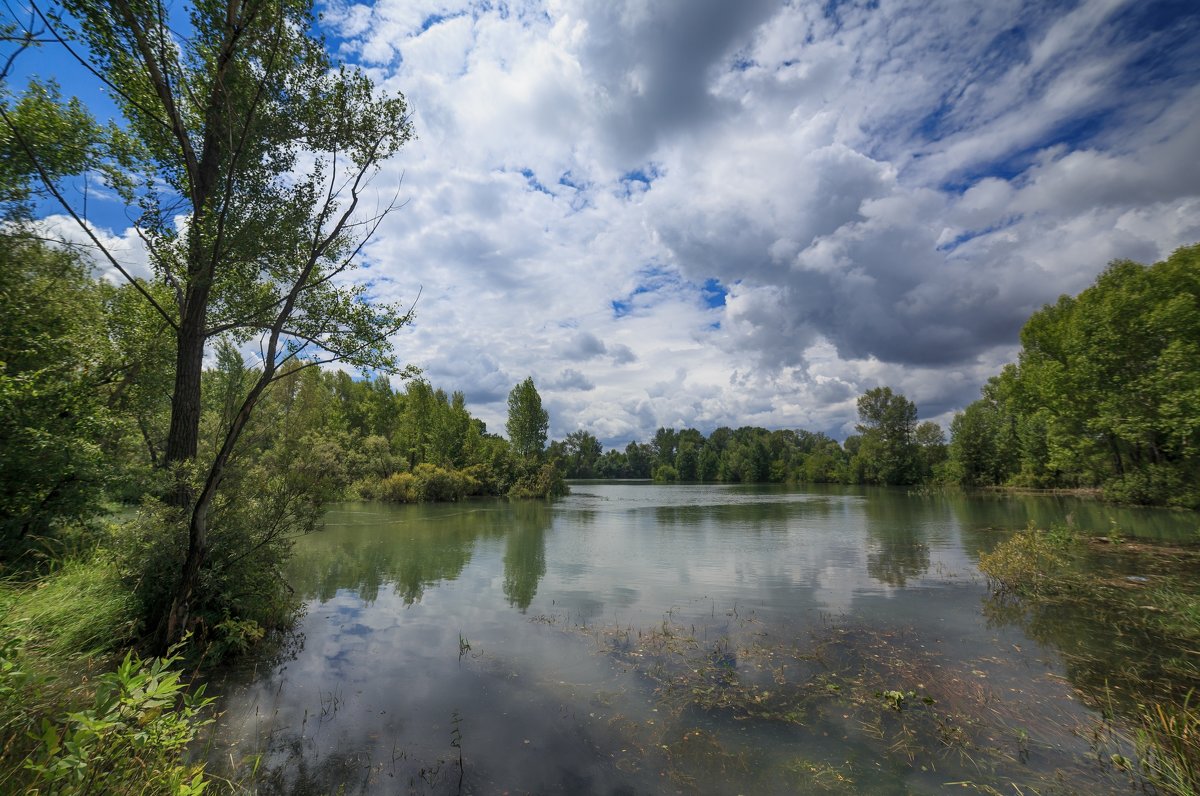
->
xmin=652 ymin=465 xmax=679 ymax=484
xmin=977 ymin=524 xmax=1081 ymax=598
xmin=359 ymin=464 xmax=480 ymax=503
xmin=508 ymin=461 xmax=569 ymax=499
xmin=113 ymin=463 xmax=311 ymax=657
xmin=1104 ymin=465 xmax=1200 ymax=510
xmin=1 ymin=640 xmax=212 ymax=795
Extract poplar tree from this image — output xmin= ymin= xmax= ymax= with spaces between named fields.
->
xmin=506 ymin=377 xmax=549 ymax=460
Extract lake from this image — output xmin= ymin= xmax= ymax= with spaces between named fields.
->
xmin=207 ymin=483 xmax=1198 ymax=794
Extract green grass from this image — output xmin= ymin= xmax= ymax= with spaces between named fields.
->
xmin=1 ymin=555 xmax=211 ymax=795
xmin=1 ymin=556 xmax=140 ymax=659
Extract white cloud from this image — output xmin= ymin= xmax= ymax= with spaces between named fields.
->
xmin=65 ymin=0 xmax=1200 ymax=446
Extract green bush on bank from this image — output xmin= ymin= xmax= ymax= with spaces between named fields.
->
xmin=507 ymin=460 xmax=569 ymax=499
xmin=357 ymin=459 xmax=569 ymax=502
xmin=357 ymin=464 xmax=481 ymax=503
xmin=1 ymin=560 xmax=213 ymax=795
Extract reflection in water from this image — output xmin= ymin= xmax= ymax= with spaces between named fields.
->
xmin=502 ymin=523 xmax=547 ymax=611
xmin=289 ymin=501 xmax=552 ymax=606
xmin=862 ymin=491 xmax=936 ymax=586
xmin=207 ymin=485 xmax=1197 ymax=795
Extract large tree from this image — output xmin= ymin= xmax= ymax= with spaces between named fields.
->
xmin=1 ymin=0 xmax=415 ymax=641
xmin=854 ymin=386 xmax=920 ymax=485
xmin=506 ymin=377 xmax=549 ymax=460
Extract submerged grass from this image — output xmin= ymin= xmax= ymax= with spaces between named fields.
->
xmin=979 ymin=524 xmax=1200 ymax=796
xmin=556 ymin=606 xmax=1124 ymax=794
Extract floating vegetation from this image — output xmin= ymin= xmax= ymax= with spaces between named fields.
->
xmin=547 ymin=603 xmax=1133 ymax=794
xmin=980 ymin=524 xmax=1200 ymax=796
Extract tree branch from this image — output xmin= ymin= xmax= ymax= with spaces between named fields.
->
xmin=0 ymin=101 xmax=178 ymax=328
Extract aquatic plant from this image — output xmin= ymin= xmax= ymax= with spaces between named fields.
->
xmin=556 ymin=608 xmax=1121 ymax=793
xmin=980 ymin=525 xmax=1200 ymax=795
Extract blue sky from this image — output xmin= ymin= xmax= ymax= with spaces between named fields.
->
xmin=11 ymin=0 xmax=1200 ymax=445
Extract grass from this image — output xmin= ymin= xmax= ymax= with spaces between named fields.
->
xmin=979 ymin=524 xmax=1200 ymax=796
xmin=1 ymin=556 xmax=140 ymax=659
xmin=0 ymin=555 xmax=212 ymax=795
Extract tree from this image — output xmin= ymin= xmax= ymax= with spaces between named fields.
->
xmin=507 ymin=377 xmax=549 ymax=460
xmin=948 ymin=402 xmax=1003 ymax=486
xmin=0 ymin=234 xmax=111 ymax=554
xmin=562 ymin=430 xmax=602 ymax=478
xmin=2 ymin=0 xmax=415 ymax=641
xmin=914 ymin=421 xmax=947 ymax=480
xmin=854 ymin=387 xmax=920 ymax=485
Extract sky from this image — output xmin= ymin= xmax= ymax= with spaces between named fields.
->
xmin=23 ymin=0 xmax=1200 ymax=446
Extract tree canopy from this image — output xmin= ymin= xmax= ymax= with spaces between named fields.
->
xmin=945 ymin=244 xmax=1200 ymax=507
xmin=507 ymin=377 xmax=549 ymax=460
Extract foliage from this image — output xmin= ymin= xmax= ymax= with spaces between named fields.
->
xmin=112 ymin=459 xmax=315 ymax=658
xmin=2 ymin=0 xmax=418 ymax=643
xmin=653 ymin=464 xmax=680 ymax=483
xmin=358 ymin=464 xmax=480 ymax=503
xmin=0 ymin=234 xmax=115 ymax=561
xmin=507 ymin=377 xmax=549 ymax=460
xmin=1 ymin=639 xmax=212 ymax=795
xmin=508 ymin=459 xmax=569 ymax=499
xmin=854 ymin=387 xmax=920 ymax=485
xmin=553 ymin=390 xmax=942 ymax=487
xmin=0 ymin=79 xmax=96 ymax=220
xmin=1 ymin=560 xmax=211 ymax=794
xmin=947 ymin=244 xmax=1200 ymax=507
xmin=978 ymin=524 xmax=1082 ymax=598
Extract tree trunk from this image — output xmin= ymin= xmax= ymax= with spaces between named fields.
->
xmin=165 ymin=295 xmax=210 ymax=467
xmin=163 ymin=354 xmax=277 ymax=648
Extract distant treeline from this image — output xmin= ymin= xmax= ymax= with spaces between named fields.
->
xmin=549 ymin=387 xmax=946 ymax=487
xmin=553 ymin=244 xmax=1200 ymax=509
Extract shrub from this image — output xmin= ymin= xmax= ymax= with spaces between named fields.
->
xmin=977 ymin=524 xmax=1081 ymax=598
xmin=1104 ymin=465 xmax=1200 ymax=510
xmin=359 ymin=465 xmax=481 ymax=503
xmin=652 ymin=465 xmax=679 ymax=484
xmin=6 ymin=643 xmax=212 ymax=795
xmin=508 ymin=461 xmax=569 ymax=499
xmin=113 ymin=462 xmax=311 ymax=657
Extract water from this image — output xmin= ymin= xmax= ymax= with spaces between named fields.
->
xmin=208 ymin=484 xmax=1198 ymax=794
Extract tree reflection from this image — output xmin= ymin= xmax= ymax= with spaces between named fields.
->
xmin=286 ymin=500 xmax=552 ymax=609
xmin=862 ymin=490 xmax=932 ymax=587
xmin=503 ymin=523 xmax=547 ymax=611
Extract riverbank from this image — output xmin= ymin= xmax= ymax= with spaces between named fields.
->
xmin=979 ymin=525 xmax=1200 ymax=795
xmin=978 ymin=485 xmax=1105 ymax=499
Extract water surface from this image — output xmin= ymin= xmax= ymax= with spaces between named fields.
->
xmin=210 ymin=484 xmax=1198 ymax=794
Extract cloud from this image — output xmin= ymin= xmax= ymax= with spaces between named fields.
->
xmin=60 ymin=0 xmax=1200 ymax=447
xmin=548 ymin=368 xmax=594 ymax=391
xmin=555 ymin=331 xmax=608 ymax=361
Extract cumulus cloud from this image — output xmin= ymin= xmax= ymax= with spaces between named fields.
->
xmin=66 ymin=0 xmax=1200 ymax=445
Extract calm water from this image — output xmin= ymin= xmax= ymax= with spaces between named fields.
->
xmin=209 ymin=484 xmax=1198 ymax=794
